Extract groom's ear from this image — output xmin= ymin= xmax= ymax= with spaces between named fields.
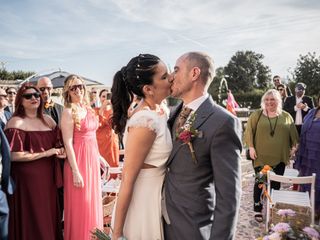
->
xmin=191 ymin=67 xmax=201 ymax=81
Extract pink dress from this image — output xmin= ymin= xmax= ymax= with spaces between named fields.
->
xmin=64 ymin=109 xmax=103 ymax=240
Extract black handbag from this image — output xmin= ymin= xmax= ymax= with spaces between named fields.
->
xmin=246 ymin=110 xmax=263 ymax=161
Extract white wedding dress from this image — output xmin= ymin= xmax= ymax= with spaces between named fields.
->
xmin=112 ymin=105 xmax=172 ymax=240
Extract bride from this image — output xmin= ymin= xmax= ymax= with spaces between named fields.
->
xmin=111 ymin=54 xmax=172 ymax=240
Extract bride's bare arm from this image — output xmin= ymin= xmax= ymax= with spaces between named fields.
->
xmin=112 ymin=127 xmax=156 ymax=239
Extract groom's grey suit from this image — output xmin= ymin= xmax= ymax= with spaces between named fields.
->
xmin=164 ymin=97 xmax=242 ymax=240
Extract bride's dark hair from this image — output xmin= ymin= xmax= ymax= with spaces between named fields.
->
xmin=111 ymin=54 xmax=160 ymax=135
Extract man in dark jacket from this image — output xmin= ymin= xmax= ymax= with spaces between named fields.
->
xmin=273 ymin=75 xmax=292 ymax=96
xmin=283 ymin=82 xmax=314 ymax=135
xmin=37 ymin=77 xmax=63 ymax=125
xmin=0 ymin=127 xmax=14 ymax=240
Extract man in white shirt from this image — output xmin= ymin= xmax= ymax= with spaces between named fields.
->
xmin=164 ymin=52 xmax=242 ymax=240
xmin=283 ymin=82 xmax=314 ymax=135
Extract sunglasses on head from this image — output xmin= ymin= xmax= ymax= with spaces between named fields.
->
xmin=22 ymin=92 xmax=41 ymax=100
xmin=39 ymin=87 xmax=53 ymax=92
xmin=7 ymin=91 xmax=16 ymax=95
xmin=69 ymin=84 xmax=84 ymax=92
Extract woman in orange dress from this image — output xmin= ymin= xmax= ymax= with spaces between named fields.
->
xmin=95 ymin=89 xmax=119 ymax=176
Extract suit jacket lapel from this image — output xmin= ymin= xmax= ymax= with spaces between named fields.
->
xmin=167 ymin=97 xmax=216 ymax=165
xmin=167 ymin=102 xmax=183 ymax=138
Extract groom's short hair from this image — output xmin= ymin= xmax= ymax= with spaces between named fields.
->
xmin=185 ymin=52 xmax=215 ymax=87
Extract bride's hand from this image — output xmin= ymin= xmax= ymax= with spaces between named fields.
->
xmin=72 ymin=170 xmax=84 ymax=188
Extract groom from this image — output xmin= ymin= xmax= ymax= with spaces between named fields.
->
xmin=164 ymin=52 xmax=242 ymax=240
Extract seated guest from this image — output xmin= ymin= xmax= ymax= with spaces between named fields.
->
xmin=0 ymin=89 xmax=11 ymax=129
xmin=4 ymin=83 xmax=65 ymax=240
xmin=295 ymin=95 xmax=320 ymax=220
xmin=94 ymin=90 xmax=119 ymax=178
xmin=283 ymin=82 xmax=314 ymax=135
xmin=37 ymin=77 xmax=63 ymax=124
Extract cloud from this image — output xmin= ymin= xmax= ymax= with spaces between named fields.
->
xmin=1 ymin=0 xmax=320 ymax=85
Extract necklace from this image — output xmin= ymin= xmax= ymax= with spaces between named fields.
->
xmin=267 ymin=111 xmax=279 ymax=137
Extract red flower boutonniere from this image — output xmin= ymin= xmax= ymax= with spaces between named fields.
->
xmin=176 ymin=112 xmax=202 ymax=164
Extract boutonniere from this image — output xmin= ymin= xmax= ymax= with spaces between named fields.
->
xmin=176 ymin=112 xmax=202 ymax=164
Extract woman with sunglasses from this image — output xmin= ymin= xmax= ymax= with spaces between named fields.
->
xmin=94 ymin=89 xmax=119 ymax=179
xmin=61 ymin=75 xmax=103 ymax=240
xmin=4 ymin=83 xmax=65 ymax=240
xmin=276 ymin=83 xmax=288 ymax=106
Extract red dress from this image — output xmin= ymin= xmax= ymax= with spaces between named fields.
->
xmin=5 ymin=127 xmax=63 ymax=240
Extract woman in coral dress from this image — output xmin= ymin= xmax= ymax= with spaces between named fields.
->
xmin=95 ymin=89 xmax=119 ymax=178
xmin=111 ymin=54 xmax=172 ymax=240
xmin=5 ymin=83 xmax=64 ymax=240
xmin=61 ymin=75 xmax=103 ymax=240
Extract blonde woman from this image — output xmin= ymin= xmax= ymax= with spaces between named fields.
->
xmin=244 ymin=89 xmax=299 ymax=222
xmin=61 ymin=75 xmax=103 ymax=240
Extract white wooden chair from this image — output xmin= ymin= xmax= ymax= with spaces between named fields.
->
xmin=265 ymin=171 xmax=316 ymax=232
xmin=99 ymin=156 xmax=122 ymax=194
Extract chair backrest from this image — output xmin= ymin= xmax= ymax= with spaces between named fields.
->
xmin=267 ymin=171 xmax=316 ymax=185
xmin=266 ymin=170 xmax=316 ymax=229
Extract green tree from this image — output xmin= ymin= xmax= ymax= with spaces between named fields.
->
xmin=223 ymin=51 xmax=271 ymax=92
xmin=0 ymin=69 xmax=35 ymax=80
xmin=294 ymin=52 xmax=320 ymax=97
xmin=208 ymin=66 xmax=224 ymax=101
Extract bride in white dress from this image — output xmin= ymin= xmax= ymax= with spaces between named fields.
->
xmin=110 ymin=54 xmax=172 ymax=240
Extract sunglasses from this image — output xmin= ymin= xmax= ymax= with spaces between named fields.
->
xmin=39 ymin=87 xmax=52 ymax=92
xmin=69 ymin=84 xmax=85 ymax=92
xmin=7 ymin=91 xmax=17 ymax=95
xmin=22 ymin=92 xmax=41 ymax=100
xmin=278 ymin=88 xmax=284 ymax=91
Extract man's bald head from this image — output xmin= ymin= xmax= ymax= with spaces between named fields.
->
xmin=37 ymin=77 xmax=53 ymax=103
xmin=37 ymin=77 xmax=53 ymax=88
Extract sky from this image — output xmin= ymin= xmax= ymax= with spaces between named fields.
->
xmin=1 ymin=0 xmax=320 ymax=87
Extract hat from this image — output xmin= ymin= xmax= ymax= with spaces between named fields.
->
xmin=295 ymin=82 xmax=306 ymax=90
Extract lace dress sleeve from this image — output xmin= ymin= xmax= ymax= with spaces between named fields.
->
xmin=127 ymin=110 xmax=160 ymax=134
